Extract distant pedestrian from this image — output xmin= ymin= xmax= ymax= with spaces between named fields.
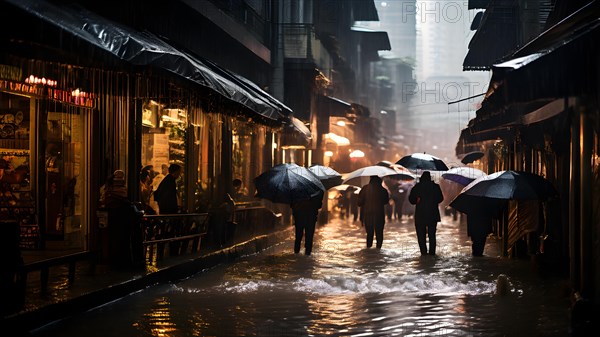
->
xmin=291 ymin=191 xmax=324 ymax=255
xmin=350 ymin=187 xmax=360 ymax=222
xmin=340 ymin=188 xmax=352 ymax=219
xmin=153 ymin=164 xmax=182 ymax=214
xmin=357 ymin=176 xmax=390 ymax=249
xmin=408 ymin=171 xmax=444 ymax=255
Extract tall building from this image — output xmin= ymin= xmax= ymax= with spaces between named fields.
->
xmin=373 ymin=0 xmax=489 ymax=163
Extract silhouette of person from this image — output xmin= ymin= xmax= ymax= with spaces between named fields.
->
xmin=408 ymin=171 xmax=444 ymax=255
xmin=153 ymin=164 xmax=182 ymax=214
xmin=357 ymin=176 xmax=390 ymax=249
xmin=291 ymin=191 xmax=323 ymax=255
xmin=466 ymin=209 xmax=494 ymax=257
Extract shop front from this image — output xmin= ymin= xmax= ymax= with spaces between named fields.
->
xmin=0 ymin=64 xmax=94 ymax=251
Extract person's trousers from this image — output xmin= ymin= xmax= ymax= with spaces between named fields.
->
xmin=415 ymin=222 xmax=437 ymax=255
xmin=365 ymin=221 xmax=385 ymax=249
xmin=294 ymin=221 xmax=316 ymax=255
xmin=471 ymin=229 xmax=488 ymax=256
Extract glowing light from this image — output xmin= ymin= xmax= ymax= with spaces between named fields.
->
xmin=324 ymin=151 xmax=334 ymax=157
xmin=325 ymin=133 xmax=350 ymax=146
xmin=349 ymin=150 xmax=365 ymax=158
xmin=336 ymin=120 xmax=346 ymax=127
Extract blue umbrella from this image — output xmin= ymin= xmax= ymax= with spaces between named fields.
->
xmin=441 ymin=167 xmax=486 ymax=186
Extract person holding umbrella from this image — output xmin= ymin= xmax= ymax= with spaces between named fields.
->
xmin=254 ymin=163 xmax=326 ymax=255
xmin=408 ymin=171 xmax=444 ymax=256
xmin=291 ymin=190 xmax=324 ymax=255
xmin=357 ymin=175 xmax=390 ymax=249
xmin=466 ymin=208 xmax=494 ymax=257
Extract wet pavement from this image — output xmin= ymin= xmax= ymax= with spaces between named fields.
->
xmin=13 ymin=210 xmax=575 ymax=336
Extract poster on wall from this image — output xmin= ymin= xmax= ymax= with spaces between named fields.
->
xmin=152 ymin=133 xmax=169 ymax=168
xmin=0 ymin=149 xmax=32 ymax=207
xmin=0 ymin=109 xmax=26 ymax=139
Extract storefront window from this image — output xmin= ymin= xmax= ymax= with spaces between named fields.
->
xmin=191 ymin=111 xmax=209 ymax=213
xmin=232 ymin=120 xmax=267 ymax=202
xmin=141 ymin=100 xmax=187 ymax=213
xmin=44 ymin=104 xmax=85 ymax=247
xmin=0 ymin=92 xmax=35 ymax=243
xmin=232 ymin=120 xmax=256 ymax=202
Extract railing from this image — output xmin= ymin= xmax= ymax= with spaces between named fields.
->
xmin=19 ymin=251 xmax=97 ymax=296
xmin=232 ymin=203 xmax=283 ymax=240
xmin=282 ymin=23 xmax=332 ymax=73
xmin=206 ymin=0 xmax=270 ymax=45
xmin=140 ymin=213 xmax=209 ymax=265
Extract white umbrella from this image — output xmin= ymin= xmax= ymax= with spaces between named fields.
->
xmin=342 ymin=165 xmax=399 ymax=187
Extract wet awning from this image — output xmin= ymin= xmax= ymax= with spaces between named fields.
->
xmin=350 ymin=26 xmax=392 ymax=51
xmin=352 ymin=0 xmax=379 ymax=21
xmin=317 ymin=95 xmax=352 ymax=117
xmin=463 ymin=1 xmax=520 ymax=71
xmin=289 ymin=117 xmax=312 ymax=141
xmin=6 ymin=0 xmax=290 ymax=122
xmin=280 ymin=116 xmax=312 ymax=147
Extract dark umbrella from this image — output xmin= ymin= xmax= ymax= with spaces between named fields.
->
xmin=396 ymin=152 xmax=449 ymax=171
xmin=254 ymin=163 xmax=325 ymax=204
xmin=308 ymin=164 xmax=343 ymax=190
xmin=459 ymin=151 xmax=485 ymax=164
xmin=449 ymin=170 xmax=557 ymax=215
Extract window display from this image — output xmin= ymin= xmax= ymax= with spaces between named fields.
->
xmin=0 ymin=92 xmax=36 ymax=248
xmin=141 ymin=101 xmax=187 ymax=211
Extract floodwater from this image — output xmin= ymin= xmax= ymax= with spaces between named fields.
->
xmin=32 ymin=213 xmax=572 ymax=337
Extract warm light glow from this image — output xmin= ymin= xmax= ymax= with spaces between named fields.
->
xmin=349 ymin=150 xmax=365 ymax=158
xmin=325 ymin=133 xmax=350 ymax=146
xmin=324 ymin=151 xmax=334 ymax=157
xmin=25 ymin=74 xmax=57 ymax=86
xmin=336 ymin=120 xmax=346 ymax=127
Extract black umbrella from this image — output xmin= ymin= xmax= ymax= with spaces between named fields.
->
xmin=396 ymin=152 xmax=449 ymax=171
xmin=449 ymin=170 xmax=557 ymax=215
xmin=308 ymin=164 xmax=343 ymax=190
xmin=254 ymin=163 xmax=325 ymax=204
xmin=459 ymin=151 xmax=485 ymax=164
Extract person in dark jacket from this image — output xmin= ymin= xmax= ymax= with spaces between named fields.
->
xmin=408 ymin=171 xmax=444 ymax=255
xmin=357 ymin=176 xmax=390 ymax=249
xmin=291 ymin=191 xmax=324 ymax=255
xmin=153 ymin=164 xmax=181 ymax=214
xmin=466 ymin=209 xmax=494 ymax=257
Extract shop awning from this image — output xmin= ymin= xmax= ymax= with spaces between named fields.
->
xmin=352 ymin=0 xmax=380 ymax=21
xmin=351 ymin=26 xmax=392 ymax=51
xmin=288 ymin=117 xmax=312 ymax=141
xmin=463 ymin=0 xmax=520 ymax=71
xmin=6 ymin=0 xmax=290 ymax=122
xmin=317 ymin=95 xmax=352 ymax=117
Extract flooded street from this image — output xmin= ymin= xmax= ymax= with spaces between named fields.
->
xmin=32 ymin=214 xmax=572 ymax=337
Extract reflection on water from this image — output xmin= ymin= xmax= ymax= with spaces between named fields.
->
xmin=33 ymin=215 xmax=571 ymax=337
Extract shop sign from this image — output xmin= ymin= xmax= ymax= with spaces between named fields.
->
xmin=0 ymin=64 xmax=22 ymax=82
xmin=0 ymin=79 xmax=96 ymax=108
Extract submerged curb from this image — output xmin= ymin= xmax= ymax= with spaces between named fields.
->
xmin=4 ymin=227 xmax=293 ymax=333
